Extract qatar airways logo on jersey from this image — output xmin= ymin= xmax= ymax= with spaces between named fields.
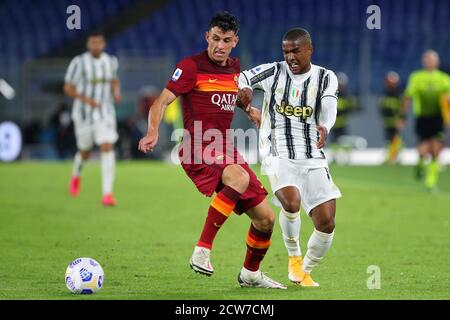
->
xmin=211 ymin=93 xmax=238 ymax=111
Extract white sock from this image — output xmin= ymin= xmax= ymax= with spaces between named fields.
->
xmin=279 ymin=208 xmax=301 ymax=257
xmin=101 ymin=150 xmax=115 ymax=196
xmin=303 ymin=229 xmax=335 ymax=274
xmin=241 ymin=267 xmax=260 ymax=281
xmin=72 ymin=152 xmax=84 ymax=177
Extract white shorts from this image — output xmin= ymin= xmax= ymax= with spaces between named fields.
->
xmin=74 ymin=116 xmax=118 ymax=151
xmin=266 ymin=158 xmax=342 ymax=215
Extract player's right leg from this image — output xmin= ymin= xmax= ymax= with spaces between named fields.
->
xmin=415 ymin=117 xmax=431 ymax=180
xmin=416 ymin=140 xmax=429 ymax=180
xmin=69 ymin=121 xmax=94 ymax=197
xmin=69 ymin=150 xmax=90 ymax=197
xmin=274 ymin=186 xmax=304 ymax=284
xmin=190 ymin=164 xmax=249 ymax=276
xmin=292 ymin=166 xmax=342 ymax=287
xmin=302 ymin=199 xmax=336 ymax=287
xmin=266 ymin=158 xmax=304 ymax=283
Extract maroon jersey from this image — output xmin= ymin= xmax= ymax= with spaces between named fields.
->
xmin=165 ymin=50 xmax=266 ymax=211
xmin=166 ymin=50 xmax=242 ymax=165
xmin=166 ymin=50 xmax=239 ymax=136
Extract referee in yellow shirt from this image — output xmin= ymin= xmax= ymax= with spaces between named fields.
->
xmin=400 ymin=50 xmax=450 ymax=190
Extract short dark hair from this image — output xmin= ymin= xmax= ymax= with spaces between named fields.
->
xmin=88 ymin=30 xmax=106 ymax=40
xmin=208 ymin=11 xmax=239 ymax=34
xmin=283 ymin=28 xmax=312 ymax=45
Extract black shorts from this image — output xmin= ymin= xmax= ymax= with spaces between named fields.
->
xmin=415 ymin=116 xmax=444 ymax=142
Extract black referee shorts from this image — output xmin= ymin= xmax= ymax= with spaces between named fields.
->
xmin=415 ymin=115 xmax=444 ymax=142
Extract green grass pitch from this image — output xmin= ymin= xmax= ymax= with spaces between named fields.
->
xmin=1 ymin=161 xmax=449 ymax=299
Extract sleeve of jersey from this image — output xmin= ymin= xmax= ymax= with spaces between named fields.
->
xmin=165 ymin=58 xmax=197 ymax=97
xmin=64 ymin=57 xmax=82 ymax=85
xmin=319 ymin=71 xmax=339 ymax=133
xmin=320 ymin=71 xmax=339 ymax=100
xmin=239 ymin=62 xmax=277 ymax=92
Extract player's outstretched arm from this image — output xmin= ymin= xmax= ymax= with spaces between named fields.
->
xmin=236 ymin=87 xmax=253 ymax=112
xmin=138 ymin=88 xmax=177 ymax=153
xmin=236 ymin=87 xmax=261 ymax=128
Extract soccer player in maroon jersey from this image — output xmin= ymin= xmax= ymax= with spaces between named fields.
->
xmin=138 ymin=12 xmax=285 ymax=289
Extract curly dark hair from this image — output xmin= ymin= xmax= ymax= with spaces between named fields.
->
xmin=208 ymin=11 xmax=239 ymax=34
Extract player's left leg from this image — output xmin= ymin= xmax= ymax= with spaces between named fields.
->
xmin=424 ymin=117 xmax=445 ymax=190
xmin=302 ymin=199 xmax=336 ymax=287
xmin=94 ymin=116 xmax=118 ymax=206
xmin=99 ymin=143 xmax=116 ymax=206
xmin=425 ymin=137 xmax=444 ymax=190
xmin=300 ymin=167 xmax=341 ymax=287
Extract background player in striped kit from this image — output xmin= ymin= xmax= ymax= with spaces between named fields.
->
xmin=237 ymin=28 xmax=341 ymax=287
xmin=64 ymin=31 xmax=121 ymax=206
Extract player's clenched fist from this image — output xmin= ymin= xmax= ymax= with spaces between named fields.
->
xmin=237 ymin=88 xmax=253 ymax=112
xmin=247 ymin=106 xmax=261 ymax=128
xmin=138 ymin=132 xmax=158 ymax=153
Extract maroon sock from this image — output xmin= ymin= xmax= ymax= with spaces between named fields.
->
xmin=197 ymin=186 xmax=241 ymax=249
xmin=244 ymin=224 xmax=272 ymax=271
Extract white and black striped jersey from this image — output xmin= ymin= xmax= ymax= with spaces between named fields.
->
xmin=239 ymin=62 xmax=338 ymax=161
xmin=64 ymin=52 xmax=119 ymax=123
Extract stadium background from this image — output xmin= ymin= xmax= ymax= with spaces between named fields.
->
xmin=1 ymin=0 xmax=450 ymax=300
xmin=1 ymin=0 xmax=449 ymax=161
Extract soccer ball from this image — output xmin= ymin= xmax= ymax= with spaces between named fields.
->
xmin=65 ymin=257 xmax=104 ymax=294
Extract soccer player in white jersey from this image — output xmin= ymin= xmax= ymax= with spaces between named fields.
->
xmin=237 ymin=28 xmax=342 ymax=287
xmin=64 ymin=31 xmax=121 ymax=206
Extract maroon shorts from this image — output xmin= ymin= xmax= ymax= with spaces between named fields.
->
xmin=181 ymin=158 xmax=268 ymax=215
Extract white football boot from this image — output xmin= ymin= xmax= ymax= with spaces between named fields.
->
xmin=189 ymin=246 xmax=214 ymax=276
xmin=238 ymin=267 xmax=287 ymax=289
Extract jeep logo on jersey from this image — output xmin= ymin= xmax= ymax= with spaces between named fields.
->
xmin=211 ymin=93 xmax=237 ymax=111
xmin=276 ymin=100 xmax=313 ymax=119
